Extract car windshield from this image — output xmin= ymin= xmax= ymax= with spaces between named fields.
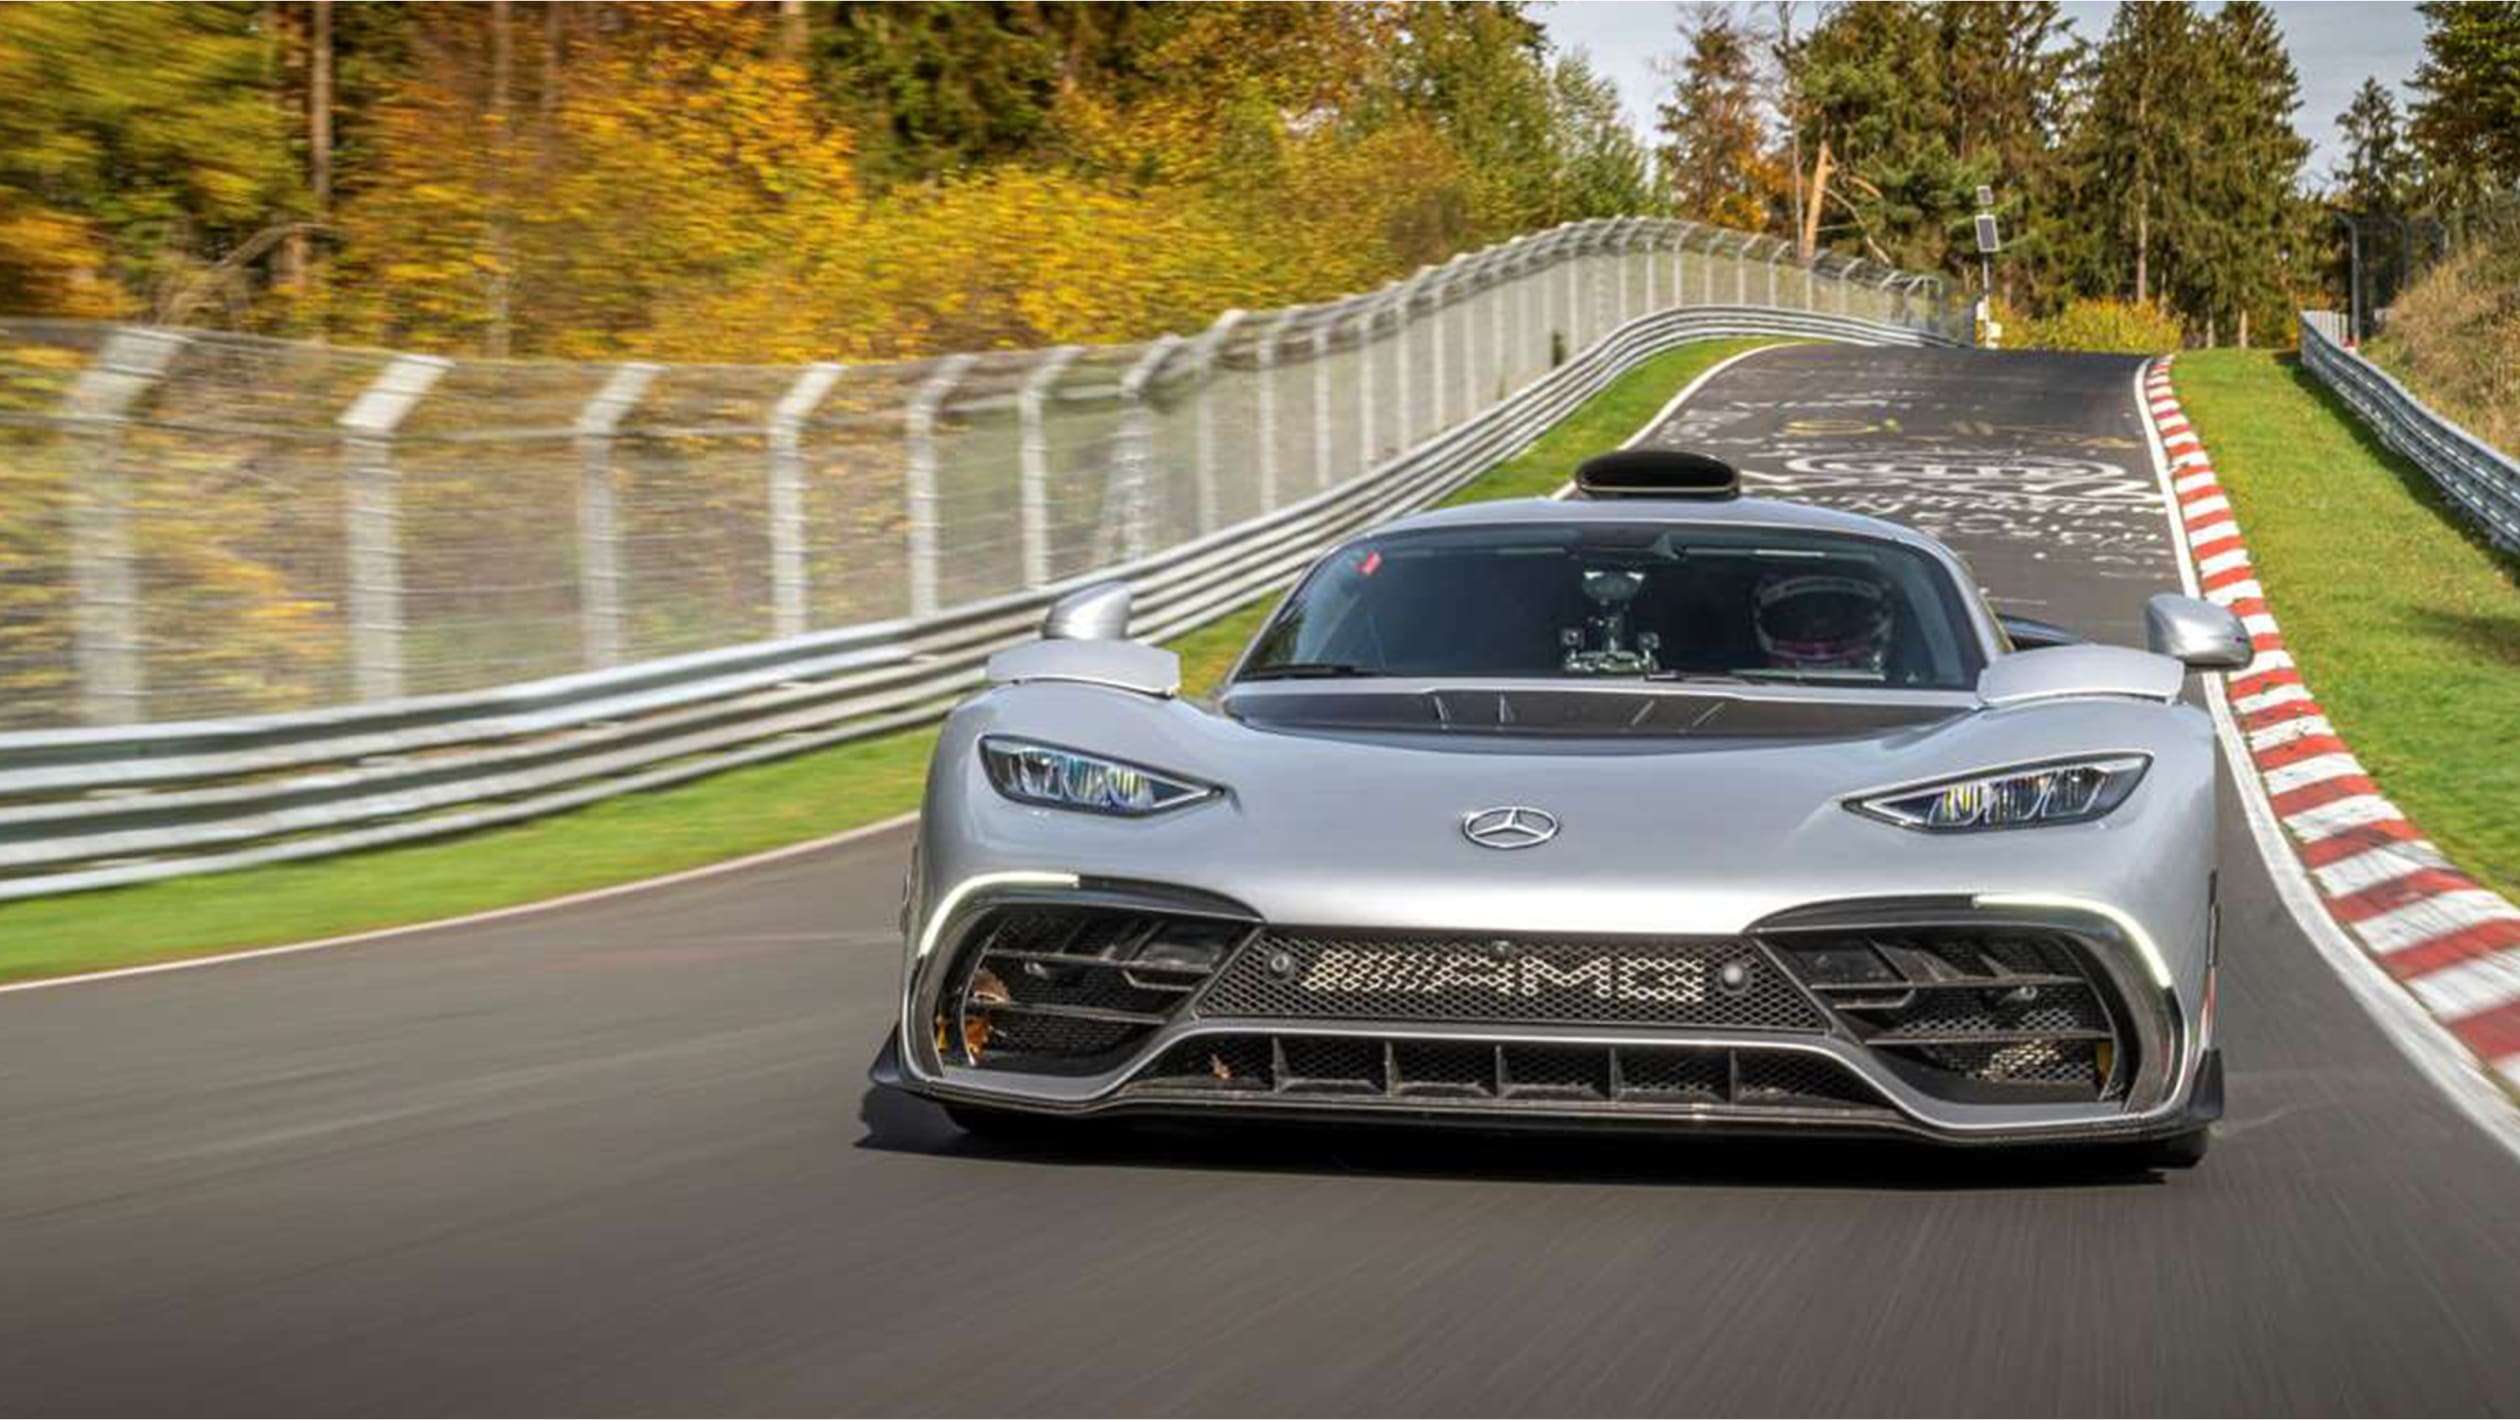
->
xmin=1238 ymin=521 xmax=1985 ymax=690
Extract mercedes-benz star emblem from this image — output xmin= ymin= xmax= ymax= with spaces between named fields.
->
xmin=1461 ymin=805 xmax=1560 ymax=850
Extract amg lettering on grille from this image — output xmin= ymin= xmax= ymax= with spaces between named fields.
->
xmin=1299 ymin=948 xmax=1704 ymax=1003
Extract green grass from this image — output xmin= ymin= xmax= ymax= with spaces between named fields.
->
xmin=0 ymin=337 xmax=1787 ymax=983
xmin=2176 ymin=350 xmax=2520 ymax=900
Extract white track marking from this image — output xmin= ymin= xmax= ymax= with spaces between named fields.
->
xmin=2281 ymin=793 xmax=2403 ymax=841
xmin=2356 ymin=891 xmax=2520 ymax=956
xmin=2234 ymin=682 xmax=2314 ymax=715
xmin=2247 ymin=714 xmax=2335 ymax=751
xmin=2314 ymin=841 xmax=2449 ymax=898
xmin=0 ymin=811 xmax=922 ymax=997
xmin=1547 ymin=340 xmax=1799 ymax=496
xmin=2262 ymin=752 xmax=2368 ymax=796
xmin=2130 ymin=360 xmax=2520 ymax=1162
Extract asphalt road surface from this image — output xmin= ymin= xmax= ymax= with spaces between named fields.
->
xmin=9 ymin=346 xmax=2520 ymax=1416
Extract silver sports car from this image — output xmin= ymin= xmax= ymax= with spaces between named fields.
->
xmin=870 ymin=450 xmax=2252 ymax=1166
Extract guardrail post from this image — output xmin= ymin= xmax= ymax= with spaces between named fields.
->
xmin=1488 ymin=253 xmax=1508 ymax=402
xmin=768 ymin=361 xmax=844 ymax=638
xmin=1354 ymin=302 xmax=1380 ymax=474
xmin=339 ymin=354 xmax=449 ymax=703
xmin=1518 ymin=239 xmax=1539 ymax=378
xmin=1311 ymin=319 xmax=1334 ymax=488
xmin=1401 ymin=270 xmax=1432 ymax=448
xmin=1254 ymin=309 xmax=1299 ymax=513
xmin=1673 ymin=222 xmax=1692 ymax=309
xmin=1115 ymin=336 xmax=1181 ymax=562
xmin=573 ymin=361 xmax=660 ymax=669
xmin=1617 ymin=219 xmax=1636 ymax=323
xmin=903 ymin=354 xmax=974 ymax=620
xmin=1188 ymin=309 xmax=1247 ymax=533
xmin=1552 ymin=235 xmax=1572 ymax=350
xmin=1018 ymin=345 xmax=1081 ymax=589
xmin=61 ymin=327 xmax=186 ymax=725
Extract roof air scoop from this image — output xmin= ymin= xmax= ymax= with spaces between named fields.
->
xmin=1572 ymin=449 xmax=1741 ymax=501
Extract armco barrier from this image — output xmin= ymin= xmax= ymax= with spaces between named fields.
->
xmin=0 ymin=307 xmax=1957 ymax=900
xmin=2299 ymin=310 xmax=2520 ymax=552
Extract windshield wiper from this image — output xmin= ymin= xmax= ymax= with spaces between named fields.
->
xmin=1238 ymin=661 xmax=1379 ymax=681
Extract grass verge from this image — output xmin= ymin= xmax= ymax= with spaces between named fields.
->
xmin=0 ymin=337 xmax=1786 ymax=983
xmin=2176 ymin=349 xmax=2520 ymax=900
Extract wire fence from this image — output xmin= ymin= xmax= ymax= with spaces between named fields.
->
xmin=0 ymin=216 xmax=1963 ymax=730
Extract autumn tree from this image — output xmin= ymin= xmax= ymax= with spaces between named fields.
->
xmin=1656 ymin=5 xmax=1776 ymax=231
xmin=0 ymin=3 xmax=300 ymax=321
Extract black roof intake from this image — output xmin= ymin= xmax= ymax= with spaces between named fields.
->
xmin=1572 ymin=448 xmax=1741 ymax=500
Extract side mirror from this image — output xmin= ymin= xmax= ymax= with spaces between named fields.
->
xmin=2144 ymin=593 xmax=2253 ymax=671
xmin=1042 ymin=581 xmax=1131 ymax=641
xmin=1998 ymin=613 xmax=2085 ymax=651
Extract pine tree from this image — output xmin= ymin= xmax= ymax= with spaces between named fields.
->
xmin=2336 ymin=78 xmax=2418 ymax=213
xmin=2408 ymin=0 xmax=2520 ymax=206
xmin=2185 ymin=0 xmax=2310 ymax=345
xmin=2075 ymin=1 xmax=2199 ymax=309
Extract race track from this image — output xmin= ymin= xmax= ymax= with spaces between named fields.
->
xmin=8 ymin=346 xmax=2520 ymax=1416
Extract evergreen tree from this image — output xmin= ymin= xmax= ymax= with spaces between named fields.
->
xmin=2074 ymin=1 xmax=2199 ymax=308
xmin=2408 ymin=0 xmax=2520 ymax=205
xmin=1548 ymin=52 xmax=1657 ymax=223
xmin=2184 ymin=0 xmax=2310 ymax=344
xmin=1938 ymin=1 xmax=2084 ymax=309
xmin=1780 ymin=1 xmax=1982 ymax=273
xmin=2335 ymin=77 xmax=2418 ymax=213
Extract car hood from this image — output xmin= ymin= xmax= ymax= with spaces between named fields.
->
xmin=923 ymin=679 xmax=2219 ymax=942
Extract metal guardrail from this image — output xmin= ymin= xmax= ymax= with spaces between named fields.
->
xmin=0 ymin=304 xmax=1958 ymax=900
xmin=2299 ymin=310 xmax=2520 ymax=552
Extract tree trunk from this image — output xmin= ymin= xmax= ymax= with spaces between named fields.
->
xmin=779 ymin=0 xmax=807 ymax=62
xmin=2134 ymin=185 xmax=2148 ymax=306
xmin=306 ymin=0 xmax=331 ymax=288
xmin=1799 ymin=136 xmax=1832 ymax=262
xmin=487 ymin=0 xmax=513 ymax=359
xmin=2238 ymin=307 xmax=2250 ymax=348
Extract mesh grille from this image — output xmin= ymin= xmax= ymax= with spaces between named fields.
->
xmin=1616 ymin=1048 xmax=1728 ymax=1102
xmin=1893 ymin=1039 xmax=2102 ymax=1088
xmin=948 ymin=905 xmax=1244 ymax=1074
xmin=1393 ymin=1041 xmax=1497 ymax=1098
xmin=1769 ymin=926 xmax=2126 ymax=1101
xmin=1121 ymin=1035 xmax=1885 ymax=1115
xmin=1736 ymin=1053 xmax=1881 ymax=1107
xmin=1199 ymin=932 xmax=1827 ymax=1031
xmin=1503 ymin=1045 xmax=1612 ymax=1100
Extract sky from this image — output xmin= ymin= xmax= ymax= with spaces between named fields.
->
xmin=1537 ymin=0 xmax=2430 ymax=186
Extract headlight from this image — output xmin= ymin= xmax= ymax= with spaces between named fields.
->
xmin=980 ymin=737 xmax=1216 ymax=816
xmin=1851 ymin=755 xmax=2149 ymax=831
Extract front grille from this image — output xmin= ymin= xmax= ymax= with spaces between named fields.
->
xmin=1766 ymin=927 xmax=2123 ymax=1101
xmin=1197 ymin=931 xmax=1829 ymax=1031
xmin=942 ymin=904 xmax=1252 ymax=1076
xmin=1125 ymin=1034 xmax=1888 ymax=1116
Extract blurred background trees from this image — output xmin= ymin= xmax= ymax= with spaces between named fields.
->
xmin=0 ymin=0 xmax=1650 ymax=361
xmin=1654 ymin=0 xmax=2515 ymax=350
xmin=2 ymin=0 xmax=2511 ymax=358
